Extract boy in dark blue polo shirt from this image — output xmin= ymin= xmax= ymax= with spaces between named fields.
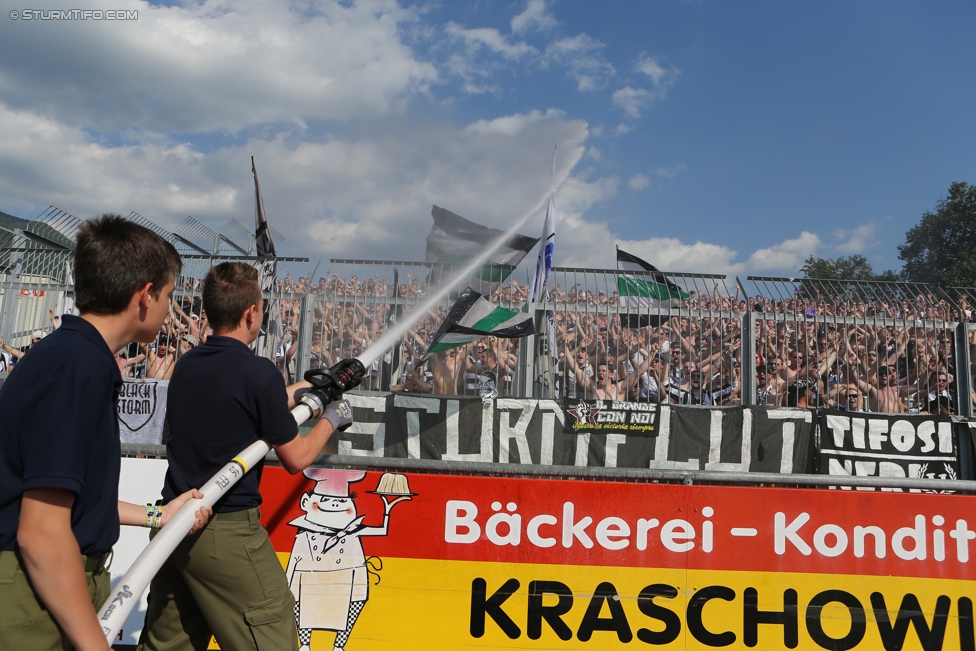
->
xmin=0 ymin=216 xmax=212 ymax=651
xmin=138 ymin=262 xmax=353 ymax=651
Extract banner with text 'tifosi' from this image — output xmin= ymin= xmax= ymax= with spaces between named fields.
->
xmin=258 ymin=467 xmax=976 ymax=650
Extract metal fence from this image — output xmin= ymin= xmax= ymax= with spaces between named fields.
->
xmin=741 ymin=277 xmax=966 ymax=416
xmin=1 ymin=248 xmax=972 ymax=417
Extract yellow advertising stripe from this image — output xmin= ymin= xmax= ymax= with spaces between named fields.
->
xmin=255 ymin=554 xmax=976 ymax=651
xmin=230 ymin=456 xmax=248 ymax=473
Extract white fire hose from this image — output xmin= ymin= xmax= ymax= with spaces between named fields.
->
xmin=96 ymin=392 xmax=326 ymax=642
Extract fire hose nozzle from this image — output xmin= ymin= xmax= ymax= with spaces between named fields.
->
xmin=302 ymin=358 xmax=366 ymax=407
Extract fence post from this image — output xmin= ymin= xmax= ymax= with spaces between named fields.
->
xmin=522 ymin=309 xmax=536 ymax=399
xmin=957 ymin=322 xmax=975 ymax=480
xmin=956 ymin=322 xmax=973 ymax=418
xmin=295 ymin=293 xmax=314 ymax=382
xmin=740 ymin=309 xmax=756 ymax=405
xmin=531 ymin=304 xmax=556 ymax=400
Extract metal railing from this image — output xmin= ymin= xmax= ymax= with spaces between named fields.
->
xmin=119 ymin=443 xmax=976 ymax=493
xmin=1 ymin=248 xmax=973 ymax=417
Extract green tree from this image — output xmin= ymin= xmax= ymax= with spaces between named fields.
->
xmin=799 ymin=254 xmax=897 ymax=281
xmin=898 ymin=181 xmax=976 ymax=287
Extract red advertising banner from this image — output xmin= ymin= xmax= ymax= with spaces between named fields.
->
xmin=257 ymin=467 xmax=976 ymax=650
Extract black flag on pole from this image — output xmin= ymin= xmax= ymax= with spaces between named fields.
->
xmin=252 ymin=156 xmax=281 ymax=362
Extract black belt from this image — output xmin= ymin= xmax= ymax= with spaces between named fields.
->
xmin=82 ymin=550 xmax=112 ymax=575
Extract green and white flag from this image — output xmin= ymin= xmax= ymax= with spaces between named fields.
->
xmin=425 ymin=205 xmax=538 ymax=295
xmin=423 ymin=288 xmax=535 ymax=359
xmin=617 ymin=247 xmax=689 ymax=327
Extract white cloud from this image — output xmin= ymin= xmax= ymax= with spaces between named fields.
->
xmin=545 ymin=195 xmax=824 ymax=277
xmin=612 ymin=86 xmax=651 ymax=118
xmin=603 ymin=54 xmax=682 ymax=122
xmin=0 ymin=102 xmax=592 ymax=262
xmin=556 ymin=230 xmax=823 ymax=278
xmin=464 ymin=109 xmax=565 ymax=136
xmin=653 ymin=163 xmax=688 ymax=179
xmin=556 ymin=170 xmax=620 ymax=216
xmin=635 ymin=53 xmax=681 ymax=100
xmin=442 ymin=52 xmax=501 ymax=96
xmin=744 ymin=232 xmax=822 ymax=272
xmin=0 ymin=104 xmax=238 ymax=218
xmin=0 ymin=0 xmax=791 ymax=286
xmin=612 ymin=238 xmax=743 ymax=275
xmin=445 ymin=22 xmax=536 ymax=60
xmin=833 ymin=221 xmax=880 ymax=254
xmin=0 ymin=100 xmax=843 ymax=281
xmin=628 ymin=173 xmax=650 ymax=190
xmin=511 ymin=0 xmax=557 ymax=34
xmin=0 ymin=0 xmax=439 ymax=133
xmin=441 ymin=19 xmax=540 ymax=94
xmin=543 ymin=34 xmax=615 ymax=92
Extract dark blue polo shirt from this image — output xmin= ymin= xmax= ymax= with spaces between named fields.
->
xmin=0 ymin=315 xmax=122 ymax=554
xmin=162 ymin=336 xmax=298 ymax=512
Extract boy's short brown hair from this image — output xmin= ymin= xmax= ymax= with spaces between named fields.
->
xmin=74 ymin=215 xmax=182 ymax=316
xmin=203 ymin=262 xmax=262 ymax=333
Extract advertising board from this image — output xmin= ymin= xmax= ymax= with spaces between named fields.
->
xmin=250 ymin=466 xmax=975 ymax=651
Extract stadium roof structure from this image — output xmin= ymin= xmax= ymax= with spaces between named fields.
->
xmin=0 ymin=207 xmax=289 ymax=259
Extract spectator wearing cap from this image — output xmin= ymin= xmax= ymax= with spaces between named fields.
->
xmin=174 ymin=333 xmax=200 ymax=361
xmin=171 ymin=297 xmax=204 ymax=341
xmin=925 ymin=371 xmax=956 ymax=414
xmin=0 ymin=330 xmax=45 ymax=365
xmin=116 ymin=344 xmax=146 ymax=378
xmin=785 ymin=380 xmax=816 ymax=408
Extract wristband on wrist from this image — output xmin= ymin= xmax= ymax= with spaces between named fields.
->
xmin=145 ymin=503 xmax=163 ymax=529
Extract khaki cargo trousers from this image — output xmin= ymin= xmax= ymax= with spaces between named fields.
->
xmin=0 ymin=549 xmax=111 ymax=651
xmin=137 ymin=508 xmax=298 ymax=651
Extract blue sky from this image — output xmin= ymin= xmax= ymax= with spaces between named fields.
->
xmin=0 ymin=0 xmax=973 ymax=278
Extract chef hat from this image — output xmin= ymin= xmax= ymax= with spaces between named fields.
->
xmin=303 ymin=468 xmax=366 ymax=497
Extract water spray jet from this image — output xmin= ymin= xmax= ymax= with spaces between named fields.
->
xmin=97 ymin=146 xmax=584 ymax=642
xmin=360 ymin=145 xmax=583 ymax=367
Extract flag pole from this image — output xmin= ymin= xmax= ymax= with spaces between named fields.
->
xmin=530 ymin=146 xmax=558 ymax=398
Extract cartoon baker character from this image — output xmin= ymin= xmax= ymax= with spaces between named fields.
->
xmin=285 ymin=468 xmax=412 ymax=651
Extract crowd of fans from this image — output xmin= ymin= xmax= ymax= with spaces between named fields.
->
xmin=4 ymin=267 xmax=974 ymax=417
xmin=274 ymin=271 xmax=975 ymax=416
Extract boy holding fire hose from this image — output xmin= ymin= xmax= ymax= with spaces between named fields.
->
xmin=0 ymin=216 xmax=212 ymax=651
xmin=138 ymin=262 xmax=358 ymax=651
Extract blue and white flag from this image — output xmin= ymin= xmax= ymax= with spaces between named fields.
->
xmin=528 ymin=194 xmax=556 ymax=304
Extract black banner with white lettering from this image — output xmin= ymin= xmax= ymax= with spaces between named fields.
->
xmin=338 ymin=395 xmax=814 ymax=473
xmin=816 ymin=410 xmax=960 ymax=486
